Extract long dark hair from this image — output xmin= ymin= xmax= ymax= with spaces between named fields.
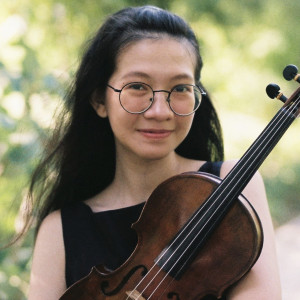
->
xmin=24 ymin=5 xmax=223 ymax=238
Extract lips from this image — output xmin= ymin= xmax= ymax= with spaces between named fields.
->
xmin=137 ymin=129 xmax=173 ymax=139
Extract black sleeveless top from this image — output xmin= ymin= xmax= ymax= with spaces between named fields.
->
xmin=61 ymin=161 xmax=223 ymax=288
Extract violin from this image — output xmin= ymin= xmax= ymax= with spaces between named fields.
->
xmin=60 ymin=65 xmax=300 ymax=299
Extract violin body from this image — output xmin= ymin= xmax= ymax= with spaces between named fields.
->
xmin=60 ymin=172 xmax=263 ymax=300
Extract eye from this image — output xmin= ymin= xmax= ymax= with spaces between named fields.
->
xmin=173 ymin=85 xmax=192 ymax=93
xmin=126 ymin=83 xmax=147 ymax=91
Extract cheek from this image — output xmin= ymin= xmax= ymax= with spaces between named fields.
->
xmin=107 ymin=109 xmax=137 ymax=137
xmin=178 ymin=115 xmax=194 ymax=137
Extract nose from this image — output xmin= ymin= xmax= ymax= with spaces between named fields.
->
xmin=143 ymin=91 xmax=173 ymax=119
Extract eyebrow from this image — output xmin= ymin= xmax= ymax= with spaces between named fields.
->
xmin=171 ymin=73 xmax=194 ymax=81
xmin=121 ymin=72 xmax=151 ymax=81
xmin=121 ymin=71 xmax=194 ymax=82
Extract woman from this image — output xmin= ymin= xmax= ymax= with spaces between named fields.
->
xmin=27 ymin=5 xmax=281 ymax=299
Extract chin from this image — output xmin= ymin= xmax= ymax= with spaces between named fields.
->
xmin=137 ymin=149 xmax=174 ymax=162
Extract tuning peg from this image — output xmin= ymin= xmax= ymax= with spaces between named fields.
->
xmin=266 ymin=83 xmax=287 ymax=103
xmin=283 ymin=64 xmax=300 ymax=83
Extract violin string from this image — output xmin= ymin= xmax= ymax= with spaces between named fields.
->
xmin=127 ymin=95 xmax=300 ymax=299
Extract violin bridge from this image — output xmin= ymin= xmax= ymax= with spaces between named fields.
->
xmin=126 ymin=290 xmax=146 ymax=300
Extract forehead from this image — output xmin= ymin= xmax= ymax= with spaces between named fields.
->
xmin=112 ymin=37 xmax=197 ymax=83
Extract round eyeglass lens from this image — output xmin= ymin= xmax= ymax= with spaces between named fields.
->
xmin=169 ymin=85 xmax=202 ymax=115
xmin=120 ymin=82 xmax=153 ymax=113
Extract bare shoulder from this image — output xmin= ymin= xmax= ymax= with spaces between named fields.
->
xmin=39 ymin=209 xmax=62 ymax=234
xmin=28 ymin=210 xmax=66 ymax=299
xmin=219 ymin=159 xmax=237 ymax=177
xmin=34 ymin=210 xmax=64 ymax=252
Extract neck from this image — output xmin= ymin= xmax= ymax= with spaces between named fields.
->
xmin=113 ymin=152 xmax=184 ymax=206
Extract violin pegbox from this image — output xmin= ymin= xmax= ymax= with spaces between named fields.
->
xmin=266 ymin=64 xmax=300 ymax=118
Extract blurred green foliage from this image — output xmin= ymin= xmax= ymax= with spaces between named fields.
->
xmin=0 ymin=0 xmax=300 ymax=298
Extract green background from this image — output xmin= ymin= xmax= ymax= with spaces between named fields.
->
xmin=1 ymin=0 xmax=300 ymax=298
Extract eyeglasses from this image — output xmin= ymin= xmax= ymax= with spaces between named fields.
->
xmin=107 ymin=82 xmax=206 ymax=116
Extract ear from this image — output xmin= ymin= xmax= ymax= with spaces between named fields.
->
xmin=90 ymin=90 xmax=108 ymax=118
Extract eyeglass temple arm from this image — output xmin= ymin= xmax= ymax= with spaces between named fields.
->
xmin=107 ymin=84 xmax=122 ymax=93
xmin=196 ymin=83 xmax=207 ymax=96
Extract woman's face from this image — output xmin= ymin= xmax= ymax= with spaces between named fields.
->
xmin=93 ymin=37 xmax=197 ymax=162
